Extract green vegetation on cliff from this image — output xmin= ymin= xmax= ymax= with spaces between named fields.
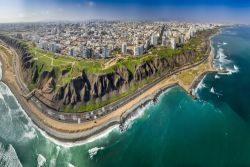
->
xmin=0 ymin=28 xmax=218 ymax=112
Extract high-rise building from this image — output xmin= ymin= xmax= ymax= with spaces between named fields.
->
xmin=151 ymin=35 xmax=159 ymax=46
xmin=134 ymin=44 xmax=144 ymax=56
xmin=69 ymin=47 xmax=77 ymax=57
xmin=144 ymin=40 xmax=150 ymax=50
xmin=16 ymin=33 xmax=23 ymax=39
xmin=139 ymin=44 xmax=144 ymax=55
xmin=102 ymin=47 xmax=110 ymax=58
xmin=179 ymin=34 xmax=185 ymax=44
xmin=49 ymin=42 xmax=56 ymax=52
xmin=38 ymin=40 xmax=48 ymax=50
xmin=170 ymin=38 xmax=176 ymax=50
xmin=83 ymin=48 xmax=93 ymax=58
xmin=162 ymin=36 xmax=168 ymax=46
xmin=121 ymin=43 xmax=127 ymax=54
xmin=134 ymin=46 xmax=140 ymax=56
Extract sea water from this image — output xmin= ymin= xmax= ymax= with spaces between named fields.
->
xmin=1 ymin=26 xmax=250 ymax=167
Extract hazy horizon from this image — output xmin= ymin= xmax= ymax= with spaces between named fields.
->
xmin=1 ymin=0 xmax=250 ymax=24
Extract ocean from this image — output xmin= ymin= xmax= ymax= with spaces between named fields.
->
xmin=1 ymin=26 xmax=250 ymax=167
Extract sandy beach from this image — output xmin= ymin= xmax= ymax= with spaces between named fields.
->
xmin=0 ymin=36 xmax=216 ymax=142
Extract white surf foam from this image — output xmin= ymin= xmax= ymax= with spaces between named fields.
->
xmin=210 ymin=87 xmax=223 ymax=97
xmin=88 ymin=147 xmax=104 ymax=160
xmin=0 ymin=143 xmax=23 ymax=167
xmin=214 ymin=43 xmax=240 ymax=76
xmin=0 ymin=83 xmax=39 ymax=144
xmin=120 ymin=87 xmax=174 ymax=133
xmin=37 ymin=154 xmax=46 ymax=167
xmin=233 ymin=65 xmax=239 ymax=73
xmin=210 ymin=87 xmax=215 ymax=94
xmin=35 ymin=87 xmax=175 ymax=147
xmin=37 ymin=123 xmax=119 ymax=148
xmin=217 ymin=48 xmax=231 ymax=65
xmin=68 ymin=163 xmax=75 ymax=167
xmin=0 ymin=78 xmax=122 ymax=148
xmin=120 ymin=101 xmax=153 ymax=133
xmin=218 ymin=65 xmax=239 ymax=75
xmin=0 ymin=92 xmax=4 ymax=100
xmin=48 ymin=145 xmax=61 ymax=167
xmin=215 ymin=74 xmax=220 ymax=79
xmin=227 ymin=65 xmax=239 ymax=75
xmin=22 ymin=129 xmax=37 ymax=140
xmin=193 ymin=75 xmax=207 ymax=97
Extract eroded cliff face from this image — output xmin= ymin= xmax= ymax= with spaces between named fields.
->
xmin=53 ymin=50 xmax=198 ymax=106
xmin=54 ymin=67 xmax=131 ymax=106
xmin=0 ymin=34 xmax=206 ymax=111
xmin=134 ymin=50 xmax=197 ymax=81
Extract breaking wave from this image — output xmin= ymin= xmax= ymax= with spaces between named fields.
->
xmin=119 ymin=87 xmax=174 ymax=133
xmin=0 ymin=82 xmax=37 ymax=142
xmin=0 ymin=143 xmax=22 ymax=167
xmin=68 ymin=163 xmax=75 ymax=167
xmin=214 ymin=44 xmax=239 ymax=75
xmin=215 ymin=74 xmax=220 ymax=79
xmin=210 ymin=87 xmax=223 ymax=97
xmin=88 ymin=147 xmax=104 ymax=160
xmin=193 ymin=76 xmax=207 ymax=97
xmin=210 ymin=87 xmax=215 ymax=94
xmin=119 ymin=101 xmax=153 ymax=133
xmin=37 ymin=154 xmax=46 ymax=167
xmin=217 ymin=48 xmax=231 ymax=65
xmin=218 ymin=65 xmax=239 ymax=75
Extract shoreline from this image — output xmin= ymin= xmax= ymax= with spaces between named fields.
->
xmin=189 ymin=34 xmax=217 ymax=91
xmin=0 ymin=33 xmax=218 ymax=144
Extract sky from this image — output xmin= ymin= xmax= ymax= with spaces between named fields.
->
xmin=0 ymin=0 xmax=250 ymax=23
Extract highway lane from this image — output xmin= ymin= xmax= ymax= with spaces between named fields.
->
xmin=2 ymin=40 xmax=211 ymax=124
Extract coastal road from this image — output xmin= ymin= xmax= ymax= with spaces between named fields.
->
xmin=2 ymin=39 xmax=211 ymax=125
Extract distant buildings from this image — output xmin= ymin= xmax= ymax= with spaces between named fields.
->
xmin=38 ymin=41 xmax=60 ymax=53
xmin=151 ymin=35 xmax=159 ymax=46
xmin=134 ymin=44 xmax=144 ymax=56
xmin=121 ymin=43 xmax=127 ymax=54
xmin=81 ymin=47 xmax=93 ymax=58
xmin=38 ymin=40 xmax=48 ymax=50
xmin=102 ymin=47 xmax=110 ymax=58
xmin=12 ymin=21 xmax=217 ymax=59
xmin=170 ymin=38 xmax=176 ymax=50
xmin=161 ymin=36 xmax=168 ymax=46
xmin=49 ymin=42 xmax=56 ymax=52
xmin=144 ymin=40 xmax=150 ymax=50
xmin=68 ymin=47 xmax=78 ymax=57
xmin=16 ymin=33 xmax=23 ymax=39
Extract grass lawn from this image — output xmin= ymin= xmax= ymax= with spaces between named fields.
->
xmin=4 ymin=28 xmax=217 ymax=112
xmin=0 ymin=45 xmax=13 ymax=65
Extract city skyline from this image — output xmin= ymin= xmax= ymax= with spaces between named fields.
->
xmin=1 ymin=0 xmax=250 ymax=23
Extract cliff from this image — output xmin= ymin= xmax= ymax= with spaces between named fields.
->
xmin=0 ymin=29 xmax=211 ymax=112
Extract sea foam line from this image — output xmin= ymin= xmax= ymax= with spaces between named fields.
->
xmin=0 ymin=80 xmax=121 ymax=148
xmin=31 ymin=86 xmax=175 ymax=147
xmin=193 ymin=75 xmax=207 ymax=97
xmin=119 ymin=86 xmax=174 ymax=133
xmin=0 ymin=143 xmax=23 ymax=167
xmin=37 ymin=123 xmax=120 ymax=148
xmin=88 ymin=147 xmax=104 ymax=160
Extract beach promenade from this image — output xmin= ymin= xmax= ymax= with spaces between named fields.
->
xmin=0 ymin=35 xmax=217 ymax=142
